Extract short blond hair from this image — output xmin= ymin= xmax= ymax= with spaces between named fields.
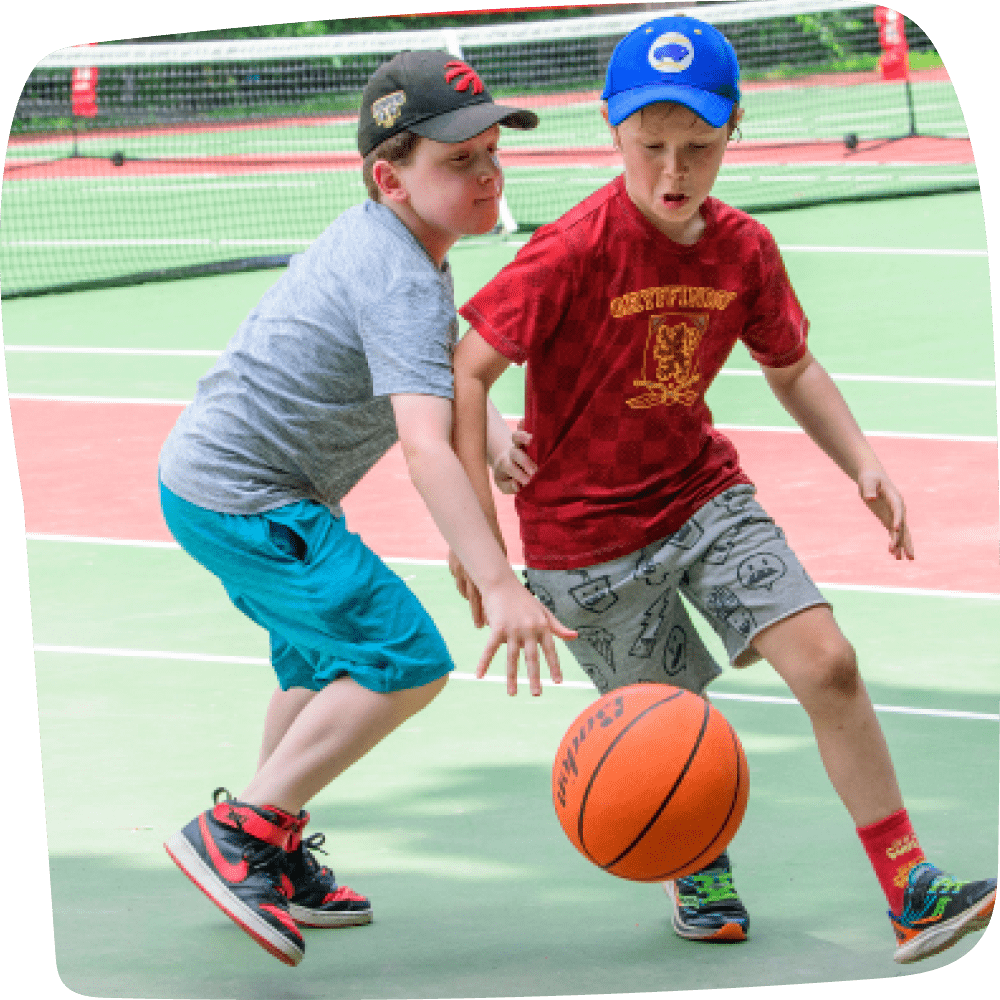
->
xmin=604 ymin=100 xmax=742 ymax=137
xmin=362 ymin=130 xmax=422 ymax=202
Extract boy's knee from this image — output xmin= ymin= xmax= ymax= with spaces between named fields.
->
xmin=807 ymin=637 xmax=859 ymax=701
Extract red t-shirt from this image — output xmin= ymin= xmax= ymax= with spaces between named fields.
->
xmin=460 ymin=176 xmax=808 ymax=570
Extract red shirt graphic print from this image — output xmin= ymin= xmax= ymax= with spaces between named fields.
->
xmin=460 ymin=177 xmax=808 ymax=570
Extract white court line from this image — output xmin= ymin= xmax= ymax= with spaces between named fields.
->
xmin=21 ymin=533 xmax=1000 ymax=601
xmin=779 ymin=245 xmax=986 ymax=256
xmin=5 ymin=346 xmax=222 ymax=357
xmin=1 ymin=238 xmax=985 ymax=255
xmin=8 ymin=393 xmax=194 ymax=405
xmin=27 ymin=644 xmax=1000 ymax=722
xmin=717 ymin=369 xmax=995 ymax=388
xmin=4 ymin=357 xmax=994 ymax=390
xmin=714 ymin=423 xmax=998 ymax=443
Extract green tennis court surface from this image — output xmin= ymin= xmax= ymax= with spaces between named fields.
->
xmin=5 ymin=189 xmax=998 ymax=995
xmin=29 ymin=548 xmax=999 ymax=996
xmin=1 ymin=65 xmax=974 ymax=296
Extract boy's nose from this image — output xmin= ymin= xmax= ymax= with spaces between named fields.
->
xmin=663 ymin=150 xmax=688 ymax=178
xmin=481 ymin=153 xmax=502 ymax=185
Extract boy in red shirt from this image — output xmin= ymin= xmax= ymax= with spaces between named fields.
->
xmin=452 ymin=16 xmax=994 ymax=964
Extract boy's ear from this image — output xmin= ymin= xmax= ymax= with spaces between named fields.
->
xmin=601 ymin=105 xmax=621 ymax=150
xmin=372 ymin=159 xmax=408 ymax=204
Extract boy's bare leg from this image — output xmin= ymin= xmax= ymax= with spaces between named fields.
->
xmin=749 ymin=604 xmax=903 ymax=827
xmin=240 ymin=674 xmax=448 ymax=814
xmin=257 ymin=687 xmax=316 ymax=769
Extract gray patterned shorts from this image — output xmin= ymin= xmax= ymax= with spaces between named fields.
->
xmin=524 ymin=484 xmax=828 ymax=695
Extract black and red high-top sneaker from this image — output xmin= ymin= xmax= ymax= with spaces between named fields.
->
xmin=285 ymin=812 xmax=373 ymax=928
xmin=164 ymin=787 xmax=305 ymax=966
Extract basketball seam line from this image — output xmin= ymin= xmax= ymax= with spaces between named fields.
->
xmin=644 ymin=718 xmax=748 ymax=882
xmin=575 ymin=690 xmax=686 ymax=863
xmin=600 ymin=700 xmax=712 ymax=873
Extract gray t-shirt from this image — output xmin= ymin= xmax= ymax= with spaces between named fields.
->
xmin=158 ymin=200 xmax=459 ymax=514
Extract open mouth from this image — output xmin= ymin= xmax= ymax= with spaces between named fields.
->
xmin=662 ymin=192 xmax=688 ymax=206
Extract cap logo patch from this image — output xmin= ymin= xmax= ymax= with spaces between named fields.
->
xmin=444 ymin=59 xmax=484 ymax=95
xmin=648 ymin=32 xmax=694 ymax=73
xmin=372 ymin=90 xmax=407 ymax=128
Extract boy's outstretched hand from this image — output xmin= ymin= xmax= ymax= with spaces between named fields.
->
xmin=858 ymin=468 xmax=915 ymax=560
xmin=478 ymin=576 xmax=578 ymax=697
xmin=449 ymin=551 xmax=577 ymax=696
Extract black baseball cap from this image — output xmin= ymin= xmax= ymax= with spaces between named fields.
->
xmin=358 ymin=49 xmax=538 ymax=157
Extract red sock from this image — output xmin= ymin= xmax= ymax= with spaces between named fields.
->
xmin=856 ymin=808 xmax=926 ymax=914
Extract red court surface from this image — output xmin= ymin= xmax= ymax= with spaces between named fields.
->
xmin=9 ymin=397 xmax=1000 ymax=594
xmin=4 ymin=135 xmax=974 ymax=178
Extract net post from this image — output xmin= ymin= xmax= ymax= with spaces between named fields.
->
xmin=904 ymin=79 xmax=918 ymax=137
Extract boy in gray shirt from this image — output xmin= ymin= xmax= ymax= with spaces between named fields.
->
xmin=159 ymin=50 xmax=575 ymax=967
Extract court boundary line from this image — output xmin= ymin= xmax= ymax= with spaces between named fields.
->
xmin=29 ymin=644 xmax=1000 ymax=723
xmin=4 ymin=349 xmax=996 ymax=390
xmin=21 ymin=533 xmax=1000 ymax=600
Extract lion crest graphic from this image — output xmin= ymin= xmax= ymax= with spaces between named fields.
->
xmin=627 ymin=312 xmax=707 ymax=409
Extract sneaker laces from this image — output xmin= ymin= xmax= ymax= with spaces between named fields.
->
xmin=211 ymin=786 xmax=292 ymax=901
xmin=299 ymin=832 xmax=335 ymax=880
xmin=676 ymin=868 xmax=743 ymax=913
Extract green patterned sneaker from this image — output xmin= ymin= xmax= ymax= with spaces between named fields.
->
xmin=890 ymin=862 xmax=995 ymax=963
xmin=663 ymin=851 xmax=749 ymax=942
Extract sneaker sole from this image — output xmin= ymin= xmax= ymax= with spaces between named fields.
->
xmin=894 ymin=888 xmax=995 ymax=964
xmin=288 ymin=902 xmax=374 ymax=928
xmin=663 ymin=881 xmax=748 ymax=943
xmin=165 ymin=832 xmax=305 ymax=967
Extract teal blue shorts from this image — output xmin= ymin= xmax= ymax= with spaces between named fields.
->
xmin=159 ymin=481 xmax=454 ymax=693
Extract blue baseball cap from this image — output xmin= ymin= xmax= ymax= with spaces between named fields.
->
xmin=602 ymin=16 xmax=741 ymax=128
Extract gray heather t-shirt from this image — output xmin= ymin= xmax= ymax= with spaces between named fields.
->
xmin=158 ymin=200 xmax=459 ymax=514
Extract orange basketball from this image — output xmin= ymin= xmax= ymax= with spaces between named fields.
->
xmin=552 ymin=683 xmax=749 ymax=882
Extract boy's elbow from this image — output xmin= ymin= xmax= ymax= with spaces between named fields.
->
xmin=398 ymin=433 xmax=451 ymax=474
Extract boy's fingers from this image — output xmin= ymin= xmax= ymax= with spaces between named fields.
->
xmin=506 ymin=638 xmax=520 ymax=696
xmin=522 ymin=638 xmax=542 ymax=697
xmin=470 ymin=587 xmax=485 ymax=628
xmin=508 ymin=461 xmax=532 ymax=486
xmin=546 ymin=610 xmax=578 ymax=640
xmin=477 ymin=634 xmax=501 ymax=679
xmin=899 ymin=523 xmax=915 ymax=560
xmin=542 ymin=634 xmax=563 ymax=685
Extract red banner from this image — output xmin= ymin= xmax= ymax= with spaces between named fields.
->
xmin=71 ymin=43 xmax=98 ymax=117
xmin=874 ymin=6 xmax=910 ymax=82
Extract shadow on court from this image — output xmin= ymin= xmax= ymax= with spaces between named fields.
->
xmin=44 ymin=753 xmax=992 ymax=1000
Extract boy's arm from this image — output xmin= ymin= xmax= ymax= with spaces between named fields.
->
xmin=390 ymin=391 xmax=576 ymax=696
xmin=444 ymin=331 xmax=518 ymax=628
xmin=763 ymin=349 xmax=914 ymax=560
xmin=449 ymin=398 xmax=533 ymax=628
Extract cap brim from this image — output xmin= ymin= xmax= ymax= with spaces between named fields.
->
xmin=606 ymin=84 xmax=734 ymax=128
xmin=409 ymin=102 xmax=538 ymax=143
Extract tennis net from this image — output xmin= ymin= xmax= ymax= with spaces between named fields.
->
xmin=2 ymin=1 xmax=976 ymax=297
